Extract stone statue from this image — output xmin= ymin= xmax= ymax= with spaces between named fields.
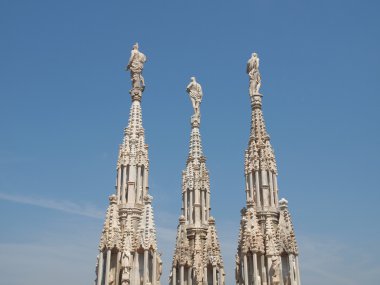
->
xmin=126 ymin=43 xmax=147 ymax=90
xmin=157 ymin=253 xmax=163 ymax=282
xmin=247 ymin=53 xmax=261 ymax=96
xmin=186 ymin=77 xmax=203 ymax=116
xmin=109 ymin=269 xmax=115 ymax=285
xmin=270 ymin=256 xmax=281 ymax=285
xmin=121 ymin=251 xmax=132 ymax=285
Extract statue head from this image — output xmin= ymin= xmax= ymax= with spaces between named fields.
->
xmin=252 ymin=52 xmax=258 ymax=58
xmin=133 ymin=43 xmax=139 ymax=50
xmin=191 ymin=76 xmax=196 ymax=82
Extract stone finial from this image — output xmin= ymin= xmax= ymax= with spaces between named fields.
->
xmin=126 ymin=42 xmax=147 ymax=101
xmin=109 ymin=194 xmax=117 ymax=204
xmin=247 ymin=52 xmax=262 ymax=96
xmin=186 ymin=77 xmax=203 ymax=121
xmin=279 ymin=198 xmax=288 ymax=210
xmin=179 ymin=215 xmax=186 ymax=224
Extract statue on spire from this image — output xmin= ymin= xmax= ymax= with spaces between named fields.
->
xmin=186 ymin=77 xmax=203 ymax=117
xmin=247 ymin=52 xmax=261 ymax=96
xmin=126 ymin=43 xmax=147 ymax=90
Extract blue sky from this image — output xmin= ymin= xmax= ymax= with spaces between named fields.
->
xmin=1 ymin=0 xmax=379 ymax=284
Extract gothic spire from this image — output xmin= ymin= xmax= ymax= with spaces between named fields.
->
xmin=95 ymin=44 xmax=161 ymax=285
xmin=235 ymin=52 xmax=301 ymax=285
xmin=170 ymin=78 xmax=225 ymax=285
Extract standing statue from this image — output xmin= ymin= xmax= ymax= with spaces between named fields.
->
xmin=186 ymin=77 xmax=203 ymax=117
xmin=247 ymin=53 xmax=261 ymax=96
xmin=270 ymin=256 xmax=281 ymax=285
xmin=126 ymin=43 xmax=147 ymax=90
xmin=121 ymin=251 xmax=132 ymax=285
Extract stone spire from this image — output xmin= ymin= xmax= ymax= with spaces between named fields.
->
xmin=95 ymin=43 xmax=162 ymax=285
xmin=235 ymin=53 xmax=301 ymax=285
xmin=170 ymin=78 xmax=225 ymax=285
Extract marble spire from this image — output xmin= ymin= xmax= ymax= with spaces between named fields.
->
xmin=95 ymin=43 xmax=162 ymax=285
xmin=169 ymin=78 xmax=225 ymax=285
xmin=235 ymin=53 xmax=301 ymax=285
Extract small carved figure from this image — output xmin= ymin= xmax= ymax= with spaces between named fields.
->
xmin=126 ymin=43 xmax=147 ymax=89
xmin=257 ymin=275 xmax=261 ymax=285
xmin=109 ymin=269 xmax=115 ymax=285
xmin=121 ymin=251 xmax=132 ymax=285
xmin=247 ymin=53 xmax=261 ymax=96
xmin=270 ymin=256 xmax=281 ymax=285
xmin=186 ymin=77 xmax=203 ymax=116
xmin=157 ymin=254 xmax=163 ymax=281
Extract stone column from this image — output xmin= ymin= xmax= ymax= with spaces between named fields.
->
xmin=144 ymin=168 xmax=149 ymax=199
xmin=268 ymin=173 xmax=275 ymax=207
xmin=243 ymin=255 xmax=249 ymax=285
xmin=201 ymin=190 xmax=206 ymax=224
xmin=204 ymin=267 xmax=208 ymax=285
xmin=267 ymin=257 xmax=272 ymax=285
xmin=180 ymin=265 xmax=184 ymax=285
xmin=134 ymin=252 xmax=139 ymax=285
xmin=213 ymin=266 xmax=217 ymax=285
xmin=273 ymin=175 xmax=279 ymax=207
xmin=255 ymin=171 xmax=261 ymax=207
xmin=245 ymin=175 xmax=250 ymax=201
xmin=97 ymin=251 xmax=104 ymax=285
xmin=278 ymin=258 xmax=284 ymax=285
xmin=194 ymin=188 xmax=201 ymax=226
xmin=116 ymin=251 xmax=121 ymax=285
xmin=253 ymin=253 xmax=258 ymax=285
xmin=296 ymin=256 xmax=301 ymax=285
xmin=249 ymin=172 xmax=254 ymax=201
xmin=122 ymin=166 xmax=127 ymax=204
xmin=184 ymin=190 xmax=188 ymax=219
xmin=261 ymin=255 xmax=267 ymax=285
xmin=189 ymin=189 xmax=193 ymax=224
xmin=206 ymin=191 xmax=210 ymax=220
xmin=289 ymin=255 xmax=295 ymax=285
xmin=172 ymin=267 xmax=177 ymax=285
xmin=187 ymin=267 xmax=192 ymax=285
xmin=261 ymin=170 xmax=269 ymax=207
xmin=144 ymin=249 xmax=149 ymax=285
xmin=133 ymin=165 xmax=140 ymax=204
xmin=152 ymin=251 xmax=157 ymax=285
xmin=105 ymin=249 xmax=111 ymax=285
xmin=117 ymin=167 xmax=122 ymax=203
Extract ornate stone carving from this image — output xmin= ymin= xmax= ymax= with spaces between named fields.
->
xmin=121 ymin=251 xmax=132 ymax=285
xmin=186 ymin=77 xmax=203 ymax=119
xmin=247 ymin=53 xmax=262 ymax=96
xmin=270 ymin=256 xmax=281 ymax=285
xmin=127 ymin=43 xmax=146 ymax=88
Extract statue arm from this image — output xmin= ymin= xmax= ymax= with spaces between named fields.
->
xmin=186 ymin=82 xmax=193 ymax=92
xmin=127 ymin=51 xmax=135 ymax=70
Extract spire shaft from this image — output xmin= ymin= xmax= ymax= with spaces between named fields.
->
xmin=95 ymin=44 xmax=161 ymax=285
xmin=236 ymin=53 xmax=301 ymax=285
xmin=170 ymin=78 xmax=225 ymax=285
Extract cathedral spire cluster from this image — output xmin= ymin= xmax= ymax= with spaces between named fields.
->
xmin=94 ymin=46 xmax=301 ymax=285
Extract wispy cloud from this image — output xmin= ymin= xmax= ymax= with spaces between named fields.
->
xmin=298 ymin=235 xmax=380 ymax=285
xmin=0 ymin=192 xmax=104 ymax=219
